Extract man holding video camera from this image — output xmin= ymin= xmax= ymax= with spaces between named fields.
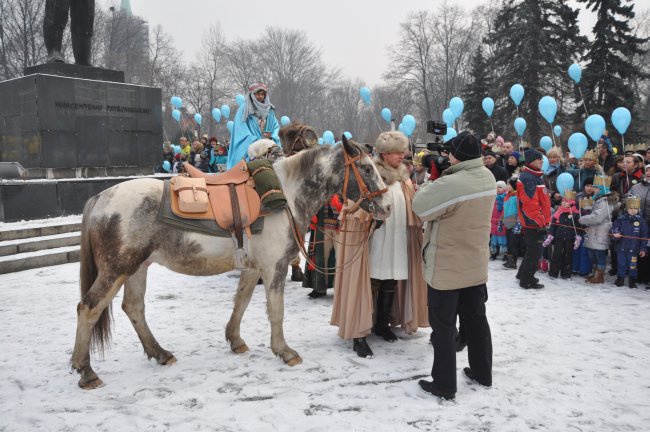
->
xmin=412 ymin=131 xmax=495 ymax=401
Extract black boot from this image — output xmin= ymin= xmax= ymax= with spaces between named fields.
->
xmin=353 ymin=337 xmax=373 ymax=358
xmin=503 ymin=255 xmax=517 ymax=269
xmin=373 ymin=285 xmax=398 ymax=342
xmin=629 ymin=277 xmax=637 ymax=289
xmin=614 ymin=276 xmax=625 ymax=287
xmin=291 ymin=265 xmax=304 ymax=282
xmin=490 ymin=252 xmax=498 ymax=261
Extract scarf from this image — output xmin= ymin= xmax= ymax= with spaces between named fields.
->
xmin=523 ymin=165 xmax=543 ymax=177
xmin=552 ymin=204 xmax=579 ymax=222
xmin=496 ymin=192 xmax=506 ymax=212
xmin=545 ymin=162 xmax=561 ymax=176
xmin=243 ymin=84 xmax=274 ymax=121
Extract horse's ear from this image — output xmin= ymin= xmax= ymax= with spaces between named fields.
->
xmin=342 ymin=135 xmax=359 ymax=156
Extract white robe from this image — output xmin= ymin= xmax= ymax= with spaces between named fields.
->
xmin=369 ymin=181 xmax=409 ymax=280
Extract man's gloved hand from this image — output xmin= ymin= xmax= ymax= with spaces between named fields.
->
xmin=542 ymin=234 xmax=554 ymax=248
xmin=574 ymin=235 xmax=582 ymax=250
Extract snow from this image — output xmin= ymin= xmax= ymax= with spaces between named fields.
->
xmin=0 ymin=245 xmax=79 ymax=263
xmin=0 ymin=231 xmax=80 ymax=247
xmin=1 ymin=260 xmax=649 ymax=431
xmin=0 ymin=215 xmax=82 ymax=232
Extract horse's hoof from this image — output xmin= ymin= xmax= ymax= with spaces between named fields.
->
xmin=232 ymin=344 xmax=249 ymax=354
xmin=286 ymin=356 xmax=302 ymax=366
xmin=162 ymin=356 xmax=177 ymax=366
xmin=78 ymin=377 xmax=104 ymax=390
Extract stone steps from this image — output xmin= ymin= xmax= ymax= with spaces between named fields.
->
xmin=0 ymin=222 xmax=82 ymax=274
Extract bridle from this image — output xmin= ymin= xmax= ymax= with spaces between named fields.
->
xmin=286 ymin=125 xmax=318 ymax=156
xmin=341 ymin=145 xmax=388 ymax=215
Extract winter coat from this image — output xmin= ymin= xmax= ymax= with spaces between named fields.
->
xmin=579 ymin=193 xmax=619 ymax=250
xmin=503 ymin=192 xmax=519 ymax=229
xmin=491 ymin=193 xmax=506 ymax=236
xmin=612 ymin=169 xmax=643 ymax=195
xmin=544 ymin=163 xmax=566 ymax=194
xmin=568 ymin=166 xmax=602 ymax=192
xmin=549 ymin=206 xmax=581 ymax=240
xmin=486 ymin=163 xmax=509 ymax=182
xmin=611 ymin=213 xmax=649 ymax=254
xmin=517 ymin=166 xmax=551 ymax=229
xmin=628 ymin=180 xmax=650 ymax=223
xmin=413 ymin=157 xmax=496 ymax=290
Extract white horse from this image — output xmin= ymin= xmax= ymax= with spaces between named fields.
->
xmin=71 ymin=136 xmax=391 ymax=389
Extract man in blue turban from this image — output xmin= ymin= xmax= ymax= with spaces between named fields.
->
xmin=227 ymin=83 xmax=280 ymax=169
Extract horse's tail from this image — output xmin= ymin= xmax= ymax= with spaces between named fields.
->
xmin=79 ymin=194 xmax=112 ymax=354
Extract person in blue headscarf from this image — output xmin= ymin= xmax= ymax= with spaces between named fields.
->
xmin=227 ymin=83 xmax=280 ymax=169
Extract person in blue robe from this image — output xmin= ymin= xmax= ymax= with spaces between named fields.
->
xmin=226 ymin=83 xmax=280 ymax=169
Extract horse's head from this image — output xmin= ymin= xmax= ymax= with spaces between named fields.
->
xmin=279 ymin=123 xmax=319 ymax=156
xmin=340 ymin=136 xmax=392 ymax=220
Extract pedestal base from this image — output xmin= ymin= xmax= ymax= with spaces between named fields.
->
xmin=24 ymin=63 xmax=125 ymax=83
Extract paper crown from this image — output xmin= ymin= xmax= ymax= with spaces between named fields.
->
xmin=413 ymin=150 xmax=431 ymax=165
xmin=582 ymin=150 xmax=598 ymax=161
xmin=593 ymin=176 xmax=612 ymax=188
xmin=563 ymin=190 xmax=577 ymax=201
xmin=626 ymin=195 xmax=641 ymax=210
xmin=579 ymin=197 xmax=594 ymax=208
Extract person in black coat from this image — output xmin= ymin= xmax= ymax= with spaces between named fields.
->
xmin=543 ymin=191 xmax=583 ymax=279
xmin=484 ymin=151 xmax=509 ymax=182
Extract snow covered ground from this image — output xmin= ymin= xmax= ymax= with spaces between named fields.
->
xmin=1 ymin=260 xmax=649 ymax=431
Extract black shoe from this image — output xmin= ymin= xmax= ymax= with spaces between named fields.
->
xmin=503 ymin=261 xmax=517 ymax=269
xmin=463 ymin=367 xmax=492 ymax=387
xmin=257 ymin=278 xmax=263 ymax=285
xmin=520 ymin=281 xmax=544 ymax=289
xmin=629 ymin=278 xmax=637 ymax=289
xmin=307 ymin=289 xmax=326 ymax=298
xmin=455 ymin=336 xmax=467 ymax=352
xmin=548 ymin=273 xmax=558 ymax=279
xmin=373 ymin=325 xmax=398 ymax=342
xmin=614 ymin=277 xmax=625 ymax=287
xmin=608 ymin=268 xmax=617 ymax=276
xmin=502 ymin=254 xmax=509 ymax=262
xmin=560 ymin=275 xmax=572 ymax=280
xmin=353 ymin=337 xmax=373 ymax=358
xmin=418 ymin=380 xmax=455 ymax=400
xmin=490 ymin=253 xmax=498 ymax=261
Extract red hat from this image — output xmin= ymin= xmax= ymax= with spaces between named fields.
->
xmin=248 ymin=82 xmax=268 ymax=94
xmin=174 ymin=153 xmax=181 ymax=160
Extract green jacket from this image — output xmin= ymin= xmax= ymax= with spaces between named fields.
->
xmin=412 ymin=158 xmax=496 ymax=290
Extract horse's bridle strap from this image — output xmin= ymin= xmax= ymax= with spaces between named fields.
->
xmin=342 ymin=148 xmax=388 ymax=213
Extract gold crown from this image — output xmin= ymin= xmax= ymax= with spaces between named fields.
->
xmin=563 ymin=190 xmax=577 ymax=201
xmin=626 ymin=195 xmax=641 ymax=210
xmin=413 ymin=150 xmax=431 ymax=165
xmin=582 ymin=150 xmax=597 ymax=161
xmin=593 ymin=176 xmax=612 ymax=187
xmin=579 ymin=197 xmax=594 ymax=208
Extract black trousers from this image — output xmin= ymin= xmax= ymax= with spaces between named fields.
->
xmin=506 ymin=229 xmax=525 ymax=259
xmin=549 ymin=238 xmax=574 ymax=278
xmin=427 ymin=284 xmax=492 ymax=393
xmin=517 ymin=228 xmax=545 ymax=284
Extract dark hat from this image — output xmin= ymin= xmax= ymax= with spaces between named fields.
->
xmin=484 ymin=150 xmax=497 ymax=159
xmin=511 ymin=151 xmax=520 ymax=161
xmin=583 ymin=176 xmax=594 ymax=187
xmin=449 ymin=132 xmax=482 ymax=162
xmin=508 ymin=176 xmax=518 ymax=190
xmin=524 ymin=148 xmax=542 ymax=164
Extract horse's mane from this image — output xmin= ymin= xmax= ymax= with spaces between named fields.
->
xmin=281 ymin=144 xmax=334 ymax=180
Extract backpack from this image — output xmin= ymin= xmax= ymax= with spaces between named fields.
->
xmin=503 ymin=195 xmax=519 ymax=229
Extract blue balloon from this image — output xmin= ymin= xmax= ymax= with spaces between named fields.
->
xmin=514 ymin=117 xmax=526 ymax=136
xmin=510 ymin=84 xmax=524 ymax=106
xmin=449 ymin=97 xmax=464 ymax=117
xmin=542 ymin=155 xmax=549 ymax=172
xmin=172 ymin=109 xmax=181 ymax=122
xmin=221 ymin=104 xmax=231 ymax=120
xmin=556 ymin=172 xmax=575 ymax=196
xmin=162 ymin=160 xmax=171 ymax=173
xmin=538 ymin=96 xmax=557 ymax=124
xmin=401 ymin=114 xmax=416 ymax=137
xmin=343 ymin=131 xmax=352 ymax=139
xmin=280 ymin=116 xmax=290 ymax=126
xmin=553 ymin=125 xmax=562 ymax=137
xmin=442 ymin=109 xmax=456 ymax=127
xmin=568 ymin=132 xmax=588 ymax=159
xmin=173 ymin=145 xmax=181 ymax=155
xmin=443 ymin=127 xmax=457 ymax=142
xmin=323 ymin=130 xmax=335 ymax=145
xmin=568 ymin=63 xmax=582 ymax=84
xmin=170 ymin=96 xmax=182 ymax=108
xmin=381 ymin=108 xmax=392 ymax=124
xmin=318 ymin=137 xmax=324 ymax=145
xmin=227 ymin=120 xmax=234 ymax=134
xmin=482 ymin=97 xmax=494 ymax=117
xmin=211 ymin=108 xmax=221 ymax=122
xmin=611 ymin=107 xmax=631 ymax=135
xmin=235 ymin=94 xmax=245 ymax=107
xmin=359 ymin=87 xmax=371 ymax=105
xmin=398 ymin=123 xmax=405 ymax=133
xmin=194 ymin=113 xmax=202 ymax=125
xmin=585 ymin=114 xmax=606 ymax=141
xmin=540 ymin=136 xmax=553 ymax=152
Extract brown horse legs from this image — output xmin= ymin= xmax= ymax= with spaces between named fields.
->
xmin=122 ymin=265 xmax=176 ymax=366
xmin=225 ymin=269 xmax=259 ymax=353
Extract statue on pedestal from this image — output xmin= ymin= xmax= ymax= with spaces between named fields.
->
xmin=43 ymin=0 xmax=95 ymax=66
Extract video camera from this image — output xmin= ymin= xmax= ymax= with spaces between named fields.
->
xmin=422 ymin=120 xmax=451 ymax=173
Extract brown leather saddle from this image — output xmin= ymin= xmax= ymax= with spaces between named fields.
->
xmin=171 ymin=161 xmax=261 ymax=259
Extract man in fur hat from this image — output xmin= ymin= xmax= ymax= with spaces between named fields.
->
xmin=331 ymin=131 xmax=428 ymax=359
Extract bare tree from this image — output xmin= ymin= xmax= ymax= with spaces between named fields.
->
xmin=0 ymin=0 xmax=46 ymax=78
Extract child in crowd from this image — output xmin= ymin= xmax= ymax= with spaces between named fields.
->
xmin=503 ymin=176 xmax=523 ymax=269
xmin=579 ymin=176 xmax=619 ymax=284
xmin=611 ymin=195 xmax=648 ymax=288
xmin=543 ymin=190 xmax=582 ymax=279
xmin=573 ymin=177 xmax=595 ymax=276
xmin=490 ymin=181 xmax=508 ymax=260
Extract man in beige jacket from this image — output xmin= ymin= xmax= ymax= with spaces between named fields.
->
xmin=412 ymin=131 xmax=495 ymax=401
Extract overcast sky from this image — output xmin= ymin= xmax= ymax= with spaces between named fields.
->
xmin=99 ymin=0 xmax=640 ymax=86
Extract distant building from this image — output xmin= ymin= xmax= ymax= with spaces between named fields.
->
xmin=105 ymin=0 xmax=149 ymax=83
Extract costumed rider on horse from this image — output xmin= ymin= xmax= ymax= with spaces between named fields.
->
xmin=227 ymin=83 xmax=280 ymax=169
